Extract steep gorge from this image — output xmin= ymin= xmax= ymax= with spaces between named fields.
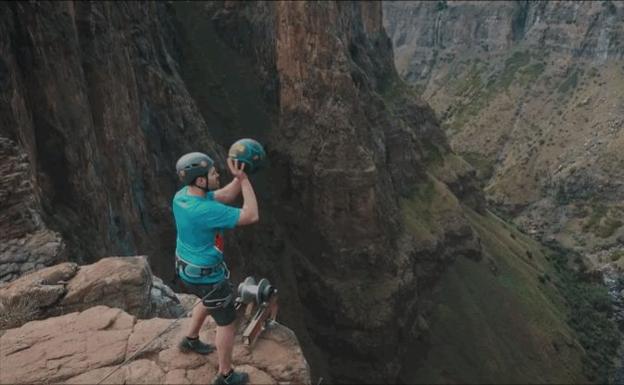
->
xmin=384 ymin=0 xmax=624 ymax=257
xmin=0 ymin=2 xmax=479 ymax=382
xmin=0 ymin=1 xmax=611 ymax=383
xmin=384 ymin=1 xmax=624 ymax=382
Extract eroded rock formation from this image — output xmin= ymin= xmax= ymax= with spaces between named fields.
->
xmin=0 ymin=305 xmax=310 ymax=385
xmin=383 ymin=1 xmax=624 ymax=254
xmin=0 ymin=137 xmax=65 ymax=282
xmin=0 ymin=2 xmax=486 ymax=382
xmin=0 ymin=256 xmax=310 ymax=384
xmin=0 ymin=256 xmax=190 ymax=329
xmin=180 ymin=2 xmax=484 ymax=381
xmin=0 ymin=1 xmax=220 ymax=281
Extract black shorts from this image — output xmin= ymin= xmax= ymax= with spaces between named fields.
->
xmin=181 ymin=279 xmax=237 ymax=326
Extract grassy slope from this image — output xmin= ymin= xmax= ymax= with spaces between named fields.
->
xmin=422 ymin=209 xmax=585 ymax=383
xmin=427 ymin=48 xmax=624 ymax=223
xmin=399 ymin=177 xmax=589 ymax=383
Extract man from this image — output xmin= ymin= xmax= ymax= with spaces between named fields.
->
xmin=172 ymin=152 xmax=258 ymax=385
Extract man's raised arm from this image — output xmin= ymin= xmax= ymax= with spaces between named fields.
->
xmin=222 ymin=158 xmax=258 ymax=225
xmin=213 ymin=177 xmax=241 ymax=204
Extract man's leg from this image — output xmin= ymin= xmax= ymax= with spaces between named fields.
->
xmin=179 ymin=300 xmax=215 ymax=355
xmin=215 ymin=323 xmax=236 ymax=375
xmin=186 ymin=302 xmax=210 ymax=338
xmin=210 ymin=282 xmax=248 ymax=384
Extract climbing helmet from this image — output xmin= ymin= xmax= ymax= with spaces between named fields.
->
xmin=176 ymin=152 xmax=214 ymax=185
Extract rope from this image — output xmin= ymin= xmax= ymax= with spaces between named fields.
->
xmin=96 ymin=298 xmax=202 ymax=384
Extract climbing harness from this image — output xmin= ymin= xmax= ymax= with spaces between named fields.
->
xmin=175 ymin=255 xmax=229 ymax=279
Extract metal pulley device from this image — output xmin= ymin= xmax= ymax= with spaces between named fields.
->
xmin=236 ymin=276 xmax=279 ymax=346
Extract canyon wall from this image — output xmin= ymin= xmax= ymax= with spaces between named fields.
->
xmin=384 ymin=1 xmax=624 ymax=257
xmin=1 ymin=1 xmax=607 ymax=383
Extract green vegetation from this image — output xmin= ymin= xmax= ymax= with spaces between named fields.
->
xmin=445 ymin=50 xmax=542 ymax=132
xmin=584 ymin=204 xmax=607 ymax=231
xmin=401 ymin=208 xmax=588 ymax=383
xmin=399 ymin=204 xmax=619 ymax=384
xmin=548 ymin=248 xmax=619 ymax=382
xmin=588 ymin=67 xmax=599 ymax=78
xmin=538 ymin=272 xmax=551 ymax=284
xmin=498 ymin=50 xmax=531 ymax=89
xmin=454 ymin=63 xmax=484 ymax=95
xmin=558 ymin=69 xmax=581 ymax=95
xmin=555 ymin=184 xmax=572 ymax=205
xmin=611 ymin=250 xmax=624 ymax=262
xmin=461 ymin=151 xmax=496 ymax=181
xmin=583 ymin=203 xmax=623 ymax=238
xmin=446 ymin=63 xmax=489 ymax=131
xmin=379 ymin=76 xmax=448 ymax=167
xmin=518 ymin=62 xmax=546 ymax=86
xmin=400 ymin=176 xmax=460 ymax=243
xmin=379 ymin=67 xmax=421 ymax=109
xmin=436 ymin=1 xmax=448 ymax=12
xmin=599 ymin=217 xmax=623 ymax=238
xmin=423 ymin=144 xmax=445 ymax=166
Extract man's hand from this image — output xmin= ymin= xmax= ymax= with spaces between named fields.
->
xmin=214 ymin=159 xmax=244 ymax=204
xmin=227 ymin=158 xmax=248 ymax=181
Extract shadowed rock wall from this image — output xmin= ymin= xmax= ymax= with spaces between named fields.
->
xmin=1 ymin=1 xmax=485 ymax=383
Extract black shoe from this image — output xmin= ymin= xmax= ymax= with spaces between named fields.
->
xmin=178 ymin=336 xmax=215 ymax=355
xmin=212 ymin=369 xmax=249 ymax=385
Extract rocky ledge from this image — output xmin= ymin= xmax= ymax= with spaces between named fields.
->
xmin=0 ymin=257 xmax=310 ymax=384
xmin=0 ymin=305 xmax=309 ymax=385
xmin=0 ymin=256 xmax=191 ymax=329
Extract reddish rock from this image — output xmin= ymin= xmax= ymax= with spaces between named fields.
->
xmin=0 ymin=257 xmax=188 ymax=329
xmin=59 ymin=256 xmax=153 ymax=317
xmin=0 ymin=262 xmax=78 ymax=328
xmin=0 ymin=305 xmax=310 ymax=385
xmin=1 ymin=1 xmax=483 ymax=382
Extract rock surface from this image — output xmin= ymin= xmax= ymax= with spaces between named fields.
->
xmin=0 ymin=1 xmax=218 ymax=281
xmin=0 ymin=305 xmax=310 ymax=385
xmin=0 ymin=257 xmax=187 ymax=329
xmin=0 ymin=137 xmax=66 ymax=283
xmin=0 ymin=2 xmax=485 ymax=382
xmin=385 ymin=2 xmax=624 ymax=382
xmin=151 ymin=275 xmax=195 ymax=319
xmin=0 ymin=1 xmax=598 ymax=384
xmin=184 ymin=3 xmax=488 ymax=381
xmin=186 ymin=3 xmax=484 ymax=381
xmin=383 ymin=1 xmax=624 ymax=254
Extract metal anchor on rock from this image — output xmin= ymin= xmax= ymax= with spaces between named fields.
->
xmin=235 ymin=276 xmax=279 ymax=346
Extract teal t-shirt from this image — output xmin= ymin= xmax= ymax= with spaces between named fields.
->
xmin=172 ymin=186 xmax=241 ymax=284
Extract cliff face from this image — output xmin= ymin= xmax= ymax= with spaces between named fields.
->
xmin=384 ymin=1 xmax=624 ymax=255
xmin=0 ymin=1 xmax=482 ymax=382
xmin=0 ymin=137 xmax=65 ymax=281
xmin=0 ymin=1 xmax=604 ymax=384
xmin=0 ymin=2 xmax=221 ymax=280
xmin=170 ymin=2 xmax=486 ymax=382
